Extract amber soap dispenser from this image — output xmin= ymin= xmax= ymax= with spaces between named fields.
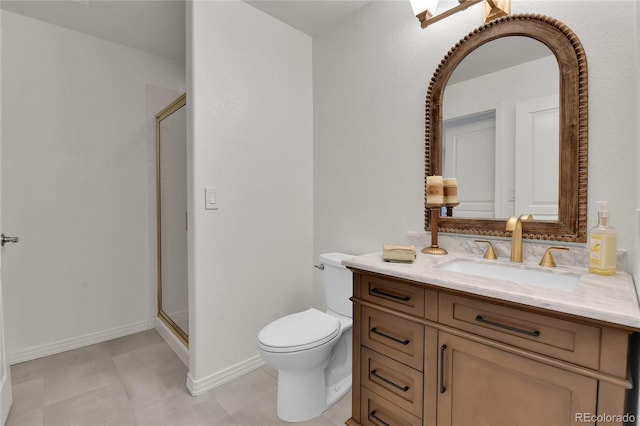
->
xmin=589 ymin=201 xmax=617 ymax=276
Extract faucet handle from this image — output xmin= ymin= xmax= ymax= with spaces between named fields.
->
xmin=475 ymin=240 xmax=498 ymax=260
xmin=539 ymin=246 xmax=569 ymax=267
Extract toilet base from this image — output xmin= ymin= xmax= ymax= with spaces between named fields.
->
xmin=326 ymin=374 xmax=351 ymax=408
xmin=277 ymin=365 xmax=328 ymax=422
xmin=276 ymin=366 xmax=352 ymax=422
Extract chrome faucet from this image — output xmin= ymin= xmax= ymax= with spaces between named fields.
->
xmin=505 ymin=214 xmax=532 ymax=263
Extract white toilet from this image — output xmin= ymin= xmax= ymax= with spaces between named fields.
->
xmin=257 ymin=253 xmax=354 ymax=422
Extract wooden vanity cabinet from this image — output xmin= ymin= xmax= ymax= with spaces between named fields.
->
xmin=348 ymin=270 xmax=635 ymax=426
xmin=437 ymin=332 xmax=597 ymax=426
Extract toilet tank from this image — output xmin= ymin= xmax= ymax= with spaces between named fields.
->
xmin=319 ymin=253 xmax=354 ymax=318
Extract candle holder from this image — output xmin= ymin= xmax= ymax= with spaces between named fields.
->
xmin=445 ymin=202 xmax=460 ymax=217
xmin=422 ymin=206 xmax=448 ymax=255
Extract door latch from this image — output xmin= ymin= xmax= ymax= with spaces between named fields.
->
xmin=1 ymin=234 xmax=19 ymax=247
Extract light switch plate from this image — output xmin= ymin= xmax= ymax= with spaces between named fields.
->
xmin=205 ymin=187 xmax=219 ymax=210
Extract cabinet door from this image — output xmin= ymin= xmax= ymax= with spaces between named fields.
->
xmin=437 ymin=332 xmax=597 ymax=426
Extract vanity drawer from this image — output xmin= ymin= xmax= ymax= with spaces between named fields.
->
xmin=439 ymin=293 xmax=601 ymax=369
xmin=362 ymin=306 xmax=424 ymax=371
xmin=361 ymin=275 xmax=425 ymax=317
xmin=361 ymin=347 xmax=423 ymax=418
xmin=360 ymin=387 xmax=422 ymax=426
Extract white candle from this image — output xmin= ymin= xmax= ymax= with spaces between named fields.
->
xmin=426 ymin=175 xmax=444 ymax=206
xmin=443 ymin=177 xmax=458 ymax=205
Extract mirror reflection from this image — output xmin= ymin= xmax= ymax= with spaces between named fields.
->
xmin=442 ymin=37 xmax=559 ymax=220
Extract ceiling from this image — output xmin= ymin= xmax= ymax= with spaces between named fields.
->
xmin=246 ymin=1 xmax=370 ymax=36
xmin=0 ymin=0 xmax=551 ymax=80
xmin=0 ymin=0 xmax=371 ymax=64
xmin=1 ymin=0 xmax=186 ymax=63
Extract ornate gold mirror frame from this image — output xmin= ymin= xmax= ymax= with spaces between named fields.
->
xmin=425 ymin=14 xmax=588 ymax=242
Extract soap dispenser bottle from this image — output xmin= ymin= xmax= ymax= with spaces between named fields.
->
xmin=589 ymin=201 xmax=617 ymax=276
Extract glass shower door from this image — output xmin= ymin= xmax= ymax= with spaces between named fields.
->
xmin=156 ymin=93 xmax=188 ymax=344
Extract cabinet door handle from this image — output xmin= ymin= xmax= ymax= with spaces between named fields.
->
xmin=371 ymin=369 xmax=410 ymax=392
xmin=440 ymin=344 xmax=447 ymax=394
xmin=370 ymin=287 xmax=411 ymax=302
xmin=475 ymin=315 xmax=541 ymax=337
xmin=370 ymin=327 xmax=410 ymax=345
xmin=369 ymin=410 xmax=391 ymax=426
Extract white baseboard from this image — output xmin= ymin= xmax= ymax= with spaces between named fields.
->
xmin=187 ymin=355 xmax=265 ymax=396
xmin=155 ymin=316 xmax=189 ymax=367
xmin=8 ymin=319 xmax=154 ymax=365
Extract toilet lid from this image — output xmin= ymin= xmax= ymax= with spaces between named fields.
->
xmin=258 ymin=308 xmax=340 ymax=353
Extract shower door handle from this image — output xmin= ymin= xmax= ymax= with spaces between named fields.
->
xmin=1 ymin=234 xmax=19 ymax=247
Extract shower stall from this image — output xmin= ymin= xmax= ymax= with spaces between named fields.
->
xmin=155 ymin=93 xmax=188 ymax=357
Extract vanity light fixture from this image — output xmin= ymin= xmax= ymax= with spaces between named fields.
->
xmin=410 ymin=0 xmax=511 ymax=29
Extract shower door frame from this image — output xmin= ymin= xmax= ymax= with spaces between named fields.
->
xmin=156 ymin=93 xmax=188 ymax=346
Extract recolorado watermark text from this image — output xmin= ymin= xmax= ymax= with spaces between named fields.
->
xmin=575 ymin=412 xmax=635 ymax=423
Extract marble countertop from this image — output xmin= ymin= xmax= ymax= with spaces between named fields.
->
xmin=344 ymin=251 xmax=640 ymax=329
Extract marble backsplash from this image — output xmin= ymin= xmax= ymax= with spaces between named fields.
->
xmin=406 ymin=231 xmax=627 ymax=272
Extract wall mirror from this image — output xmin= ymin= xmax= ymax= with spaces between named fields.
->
xmin=156 ymin=93 xmax=188 ymax=345
xmin=425 ymin=14 xmax=588 ymax=242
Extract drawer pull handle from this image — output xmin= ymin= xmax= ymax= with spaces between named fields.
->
xmin=371 ymin=369 xmax=410 ymax=392
xmin=475 ymin=315 xmax=541 ymax=337
xmin=370 ymin=287 xmax=411 ymax=302
xmin=370 ymin=327 xmax=410 ymax=345
xmin=370 ymin=410 xmax=391 ymax=426
xmin=440 ymin=344 xmax=447 ymax=394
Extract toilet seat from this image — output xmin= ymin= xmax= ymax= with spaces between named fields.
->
xmin=258 ymin=308 xmax=340 ymax=353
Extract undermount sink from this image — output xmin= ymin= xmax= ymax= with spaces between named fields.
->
xmin=436 ymin=259 xmax=580 ymax=291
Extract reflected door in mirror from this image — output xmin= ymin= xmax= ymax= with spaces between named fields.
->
xmin=442 ymin=37 xmax=558 ymax=220
xmin=515 ymin=94 xmax=559 ymax=220
xmin=443 ymin=112 xmax=496 ymax=218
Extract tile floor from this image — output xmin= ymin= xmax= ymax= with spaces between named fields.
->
xmin=6 ymin=330 xmax=352 ymax=426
